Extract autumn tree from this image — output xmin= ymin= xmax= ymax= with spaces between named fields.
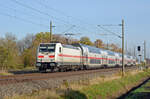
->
xmin=0 ymin=33 xmax=22 ymax=69
xmin=0 ymin=46 xmax=8 ymax=70
xmin=109 ymin=43 xmax=122 ymax=53
xmin=94 ymin=39 xmax=103 ymax=48
xmin=80 ymin=36 xmax=93 ymax=46
xmin=17 ymin=34 xmax=34 ymax=54
xmin=21 ymin=33 xmax=43 ymax=67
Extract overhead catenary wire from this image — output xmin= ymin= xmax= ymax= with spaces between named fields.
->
xmin=10 ymin=0 xmax=74 ymax=25
xmin=36 ymin=0 xmax=71 ymax=18
xmin=0 ymin=4 xmax=52 ymax=22
xmin=0 ymin=4 xmax=83 ymax=36
xmin=10 ymin=0 xmax=94 ymax=34
xmin=33 ymin=0 xmax=96 ymax=34
xmin=62 ymin=25 xmax=76 ymax=33
xmin=5 ymin=0 xmax=123 ymax=41
xmin=36 ymin=0 xmax=92 ymax=25
xmin=0 ymin=0 xmax=80 ymax=34
xmin=0 ymin=12 xmax=49 ymax=28
xmin=13 ymin=0 xmax=122 ymax=37
xmin=97 ymin=25 xmax=122 ymax=38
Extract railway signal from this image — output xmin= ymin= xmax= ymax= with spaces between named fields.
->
xmin=137 ymin=46 xmax=141 ymax=51
xmin=137 ymin=46 xmax=142 ymax=69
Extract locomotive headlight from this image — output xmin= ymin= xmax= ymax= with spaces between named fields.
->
xmin=37 ymin=59 xmax=42 ymax=62
xmin=36 ymin=63 xmax=41 ymax=67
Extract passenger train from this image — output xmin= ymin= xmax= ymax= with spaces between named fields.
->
xmin=36 ymin=43 xmax=136 ymax=72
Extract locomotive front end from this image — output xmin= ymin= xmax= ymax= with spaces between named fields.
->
xmin=36 ymin=43 xmax=57 ymax=71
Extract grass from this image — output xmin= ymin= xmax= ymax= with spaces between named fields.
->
xmin=64 ymin=69 xmax=150 ymax=99
xmin=0 ymin=71 xmax=13 ymax=76
xmin=125 ymin=77 xmax=150 ymax=99
xmin=10 ymin=66 xmax=36 ymax=71
xmin=4 ymin=69 xmax=150 ymax=99
xmin=0 ymin=66 xmax=36 ymax=75
xmin=79 ymin=70 xmax=150 ymax=99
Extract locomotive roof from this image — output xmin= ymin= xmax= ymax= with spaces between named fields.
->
xmin=107 ymin=50 xmax=115 ymax=56
xmin=80 ymin=44 xmax=102 ymax=54
xmin=62 ymin=44 xmax=79 ymax=50
xmin=78 ymin=44 xmax=133 ymax=58
xmin=80 ymin=44 xmax=119 ymax=56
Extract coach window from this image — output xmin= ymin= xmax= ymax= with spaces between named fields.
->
xmin=59 ymin=47 xmax=61 ymax=53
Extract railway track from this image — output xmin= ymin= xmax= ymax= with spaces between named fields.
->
xmin=0 ymin=66 xmax=137 ymax=86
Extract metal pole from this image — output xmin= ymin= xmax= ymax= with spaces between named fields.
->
xmin=144 ymin=41 xmax=146 ymax=66
xmin=122 ymin=19 xmax=125 ymax=76
xmin=134 ymin=46 xmax=136 ymax=57
xmin=107 ymin=43 xmax=109 ymax=50
xmin=106 ymin=34 xmax=109 ymax=50
xmin=50 ymin=21 xmax=52 ymax=42
xmin=140 ymin=54 xmax=142 ymax=70
xmin=41 ymin=32 xmax=43 ymax=43
xmin=144 ymin=41 xmax=146 ymax=60
xmin=126 ymin=40 xmax=127 ymax=54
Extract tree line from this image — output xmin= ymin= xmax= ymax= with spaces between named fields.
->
xmin=0 ymin=32 xmax=122 ymax=70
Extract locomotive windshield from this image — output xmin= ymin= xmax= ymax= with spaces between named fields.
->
xmin=39 ymin=44 xmax=56 ymax=52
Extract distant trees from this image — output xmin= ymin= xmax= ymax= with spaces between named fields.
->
xmin=22 ymin=49 xmax=34 ymax=67
xmin=0 ymin=32 xmax=123 ymax=70
xmin=80 ymin=36 xmax=93 ymax=46
xmin=109 ymin=43 xmax=122 ymax=53
xmin=0 ymin=46 xmax=8 ymax=70
xmin=17 ymin=34 xmax=34 ymax=54
xmin=94 ymin=39 xmax=103 ymax=48
xmin=0 ymin=33 xmax=22 ymax=70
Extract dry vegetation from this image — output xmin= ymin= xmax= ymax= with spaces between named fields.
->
xmin=4 ymin=69 xmax=149 ymax=99
xmin=0 ymin=70 xmax=13 ymax=76
xmin=4 ymin=90 xmax=60 ymax=99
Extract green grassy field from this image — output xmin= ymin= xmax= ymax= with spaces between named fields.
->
xmin=125 ymin=79 xmax=150 ymax=99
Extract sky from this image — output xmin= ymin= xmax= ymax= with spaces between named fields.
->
xmin=0 ymin=0 xmax=150 ymax=57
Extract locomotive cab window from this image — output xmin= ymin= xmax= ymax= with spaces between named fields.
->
xmin=39 ymin=44 xmax=56 ymax=52
xmin=59 ymin=47 xmax=62 ymax=53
